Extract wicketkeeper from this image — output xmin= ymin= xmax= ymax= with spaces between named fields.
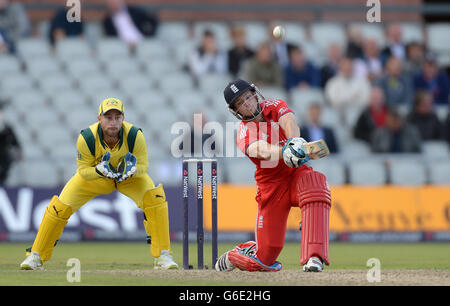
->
xmin=20 ymin=98 xmax=178 ymax=270
xmin=215 ymin=80 xmax=332 ymax=272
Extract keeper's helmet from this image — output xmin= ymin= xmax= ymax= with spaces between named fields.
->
xmin=223 ymin=79 xmax=265 ymax=121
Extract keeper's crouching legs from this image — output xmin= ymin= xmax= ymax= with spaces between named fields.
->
xmin=31 ymin=196 xmax=73 ymax=262
xmin=142 ymin=184 xmax=171 ymax=258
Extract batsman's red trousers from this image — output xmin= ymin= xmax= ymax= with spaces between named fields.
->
xmin=254 ymin=165 xmax=331 ymax=266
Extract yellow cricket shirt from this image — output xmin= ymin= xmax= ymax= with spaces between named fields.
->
xmin=76 ymin=121 xmax=148 ymax=180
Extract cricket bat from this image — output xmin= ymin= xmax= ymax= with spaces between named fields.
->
xmin=304 ymin=139 xmax=330 ymax=160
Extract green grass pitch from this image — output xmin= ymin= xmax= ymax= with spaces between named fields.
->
xmin=1 ymin=242 xmax=449 ymax=286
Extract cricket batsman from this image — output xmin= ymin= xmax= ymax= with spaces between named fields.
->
xmin=215 ymin=80 xmax=331 ymax=272
xmin=20 ymin=98 xmax=178 ymax=270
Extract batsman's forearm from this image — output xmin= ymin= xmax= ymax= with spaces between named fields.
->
xmin=248 ymin=141 xmax=283 ymax=161
xmin=284 ymin=121 xmax=300 ymax=139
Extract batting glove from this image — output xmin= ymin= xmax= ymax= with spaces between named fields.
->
xmin=95 ymin=152 xmax=120 ymax=179
xmin=282 ymin=137 xmax=309 ymax=168
xmin=117 ymin=152 xmax=137 ymax=182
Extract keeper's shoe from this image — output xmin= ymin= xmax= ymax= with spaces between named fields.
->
xmin=154 ymin=250 xmax=179 ymax=270
xmin=215 ymin=251 xmax=236 ymax=272
xmin=20 ymin=251 xmax=43 ymax=270
xmin=303 ymin=256 xmax=324 ymax=272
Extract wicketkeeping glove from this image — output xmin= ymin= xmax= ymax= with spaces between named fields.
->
xmin=95 ymin=152 xmax=120 ymax=179
xmin=116 ymin=152 xmax=137 ymax=182
xmin=281 ymin=137 xmax=309 ymax=168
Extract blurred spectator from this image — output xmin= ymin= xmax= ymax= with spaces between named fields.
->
xmin=189 ymin=30 xmax=227 ymax=78
xmin=300 ymin=103 xmax=339 ymax=153
xmin=103 ymin=0 xmax=158 ymax=45
xmin=268 ymin=23 xmax=296 ymax=68
xmin=0 ymin=28 xmax=12 ymax=53
xmin=0 ymin=0 xmax=30 ymax=43
xmin=371 ymin=108 xmax=421 ymax=153
xmin=353 ymin=39 xmax=383 ymax=82
xmin=49 ymin=6 xmax=84 ymax=46
xmin=320 ymin=43 xmax=343 ymax=88
xmin=381 ymin=23 xmax=406 ymax=65
xmin=227 ymin=25 xmax=254 ymax=77
xmin=0 ymin=110 xmax=22 ymax=185
xmin=284 ymin=45 xmax=320 ymax=91
xmin=243 ymin=41 xmax=284 ymax=88
xmin=406 ymin=90 xmax=443 ymax=141
xmin=346 ymin=25 xmax=364 ymax=59
xmin=375 ymin=56 xmax=413 ymax=106
xmin=413 ymin=53 xmax=450 ymax=105
xmin=404 ymin=42 xmax=425 ymax=77
xmin=325 ymin=57 xmax=371 ymax=109
xmin=354 ymin=87 xmax=388 ymax=143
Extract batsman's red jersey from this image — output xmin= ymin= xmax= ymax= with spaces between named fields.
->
xmin=236 ymin=99 xmax=316 ymax=266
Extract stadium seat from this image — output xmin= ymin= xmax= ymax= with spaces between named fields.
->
xmin=4 ymin=161 xmax=23 ymax=187
xmin=132 ymin=90 xmax=170 ymax=112
xmin=389 ymin=159 xmax=427 ymax=185
xmin=25 ymin=107 xmax=61 ymax=130
xmin=197 ymin=73 xmax=232 ymax=96
xmin=339 ymin=140 xmax=371 ymax=161
xmin=11 ymin=90 xmax=48 ymax=115
xmin=225 ymin=157 xmax=257 ymax=184
xmin=310 ymin=158 xmax=346 ymax=185
xmin=1 ymin=73 xmax=35 ymax=97
xmin=435 ymin=105 xmax=448 ymax=122
xmin=22 ymin=160 xmax=61 ymax=187
xmin=348 ymin=159 xmax=386 ymax=185
xmin=259 ymin=87 xmax=289 ymax=102
xmin=96 ymin=38 xmax=130 ymax=59
xmin=421 ymin=141 xmax=449 ymax=159
xmin=401 ymin=23 xmax=424 ymax=43
xmin=57 ymin=158 xmax=78 ymax=182
xmin=311 ymin=23 xmax=347 ymax=52
xmin=280 ymin=22 xmax=306 ymax=44
xmin=289 ymin=88 xmax=326 ymax=116
xmin=26 ymin=58 xmax=63 ymax=79
xmin=239 ymin=22 xmax=268 ymax=49
xmin=166 ymin=90 xmax=209 ymax=117
xmin=64 ymin=58 xmax=102 ymax=79
xmin=427 ymin=23 xmax=450 ymax=53
xmin=0 ymin=55 xmax=22 ymax=75
xmin=158 ymin=73 xmax=195 ymax=92
xmin=157 ymin=22 xmax=190 ymax=45
xmin=55 ymin=38 xmax=93 ymax=59
xmin=16 ymin=38 xmax=51 ymax=58
xmin=37 ymin=73 xmax=75 ymax=95
xmin=21 ymin=141 xmax=47 ymax=160
xmin=51 ymin=91 xmax=89 ymax=114
xmin=77 ymin=74 xmax=114 ymax=93
xmin=84 ymin=22 xmax=104 ymax=44
xmin=428 ymin=160 xmax=450 ymax=185
xmin=143 ymin=57 xmax=181 ymax=79
xmin=319 ymin=106 xmax=341 ymax=128
xmin=119 ymin=74 xmax=155 ymax=96
xmin=103 ymin=58 xmax=142 ymax=79
xmin=136 ymin=38 xmax=172 ymax=60
xmin=349 ymin=23 xmax=385 ymax=46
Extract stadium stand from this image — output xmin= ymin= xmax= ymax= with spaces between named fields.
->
xmin=0 ymin=1 xmax=448 ymax=187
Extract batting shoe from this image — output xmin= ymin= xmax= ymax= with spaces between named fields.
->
xmin=303 ymin=256 xmax=324 ymax=272
xmin=20 ymin=251 xmax=43 ymax=270
xmin=215 ymin=251 xmax=236 ymax=272
xmin=154 ymin=250 xmax=179 ymax=270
